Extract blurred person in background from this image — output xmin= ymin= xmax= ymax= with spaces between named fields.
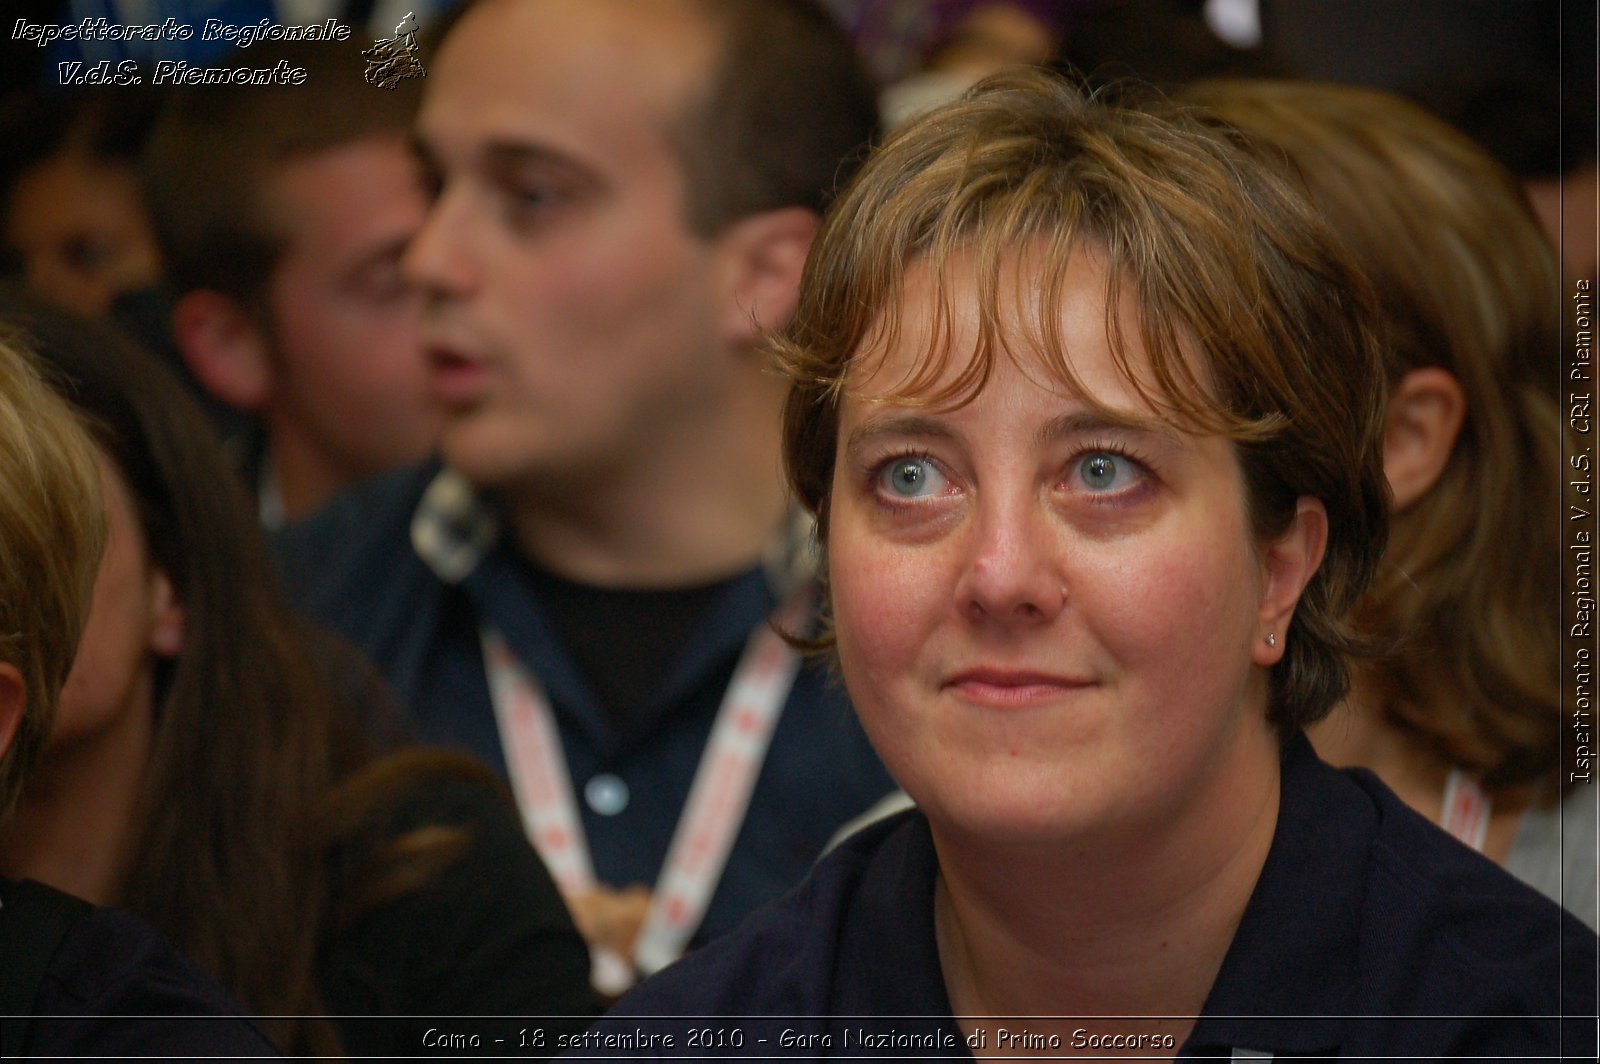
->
xmin=878 ymin=1 xmax=1066 ymax=126
xmin=142 ymin=39 xmax=441 ymax=527
xmin=1253 ymin=0 xmax=1590 ymax=282
xmin=0 ymin=295 xmax=594 ymax=1058
xmin=277 ymin=0 xmax=897 ymax=994
xmin=1191 ymin=79 xmax=1593 ymax=929
xmin=0 ymin=319 xmax=277 ymax=1059
xmin=0 ymin=89 xmax=164 ymax=319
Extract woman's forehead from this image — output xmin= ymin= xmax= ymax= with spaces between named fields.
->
xmin=841 ymin=244 xmax=1192 ymax=429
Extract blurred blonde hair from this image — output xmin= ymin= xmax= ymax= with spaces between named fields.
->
xmin=0 ymin=326 xmax=104 ymax=817
xmin=1190 ymin=80 xmax=1568 ymax=794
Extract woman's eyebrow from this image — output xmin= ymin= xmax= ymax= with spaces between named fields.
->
xmin=843 ymin=410 xmax=1181 ymax=455
xmin=1036 ymin=410 xmax=1177 ymax=447
xmin=843 ymin=414 xmax=958 ymax=455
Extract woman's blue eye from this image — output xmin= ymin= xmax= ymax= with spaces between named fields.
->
xmin=1078 ymin=452 xmax=1130 ymax=492
xmin=879 ymin=457 xmax=945 ymax=498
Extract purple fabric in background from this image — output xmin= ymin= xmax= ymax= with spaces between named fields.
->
xmin=824 ymin=0 xmax=1100 ymax=84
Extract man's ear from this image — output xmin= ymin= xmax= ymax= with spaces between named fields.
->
xmin=1255 ymin=497 xmax=1328 ymax=667
xmin=0 ymin=662 xmax=24 ymax=762
xmin=712 ymin=207 xmax=819 ymax=346
xmin=170 ymin=290 xmax=275 ymax=412
xmin=1382 ymin=367 xmax=1466 ymax=512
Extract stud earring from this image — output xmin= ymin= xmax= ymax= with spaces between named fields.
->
xmin=1265 ymin=633 xmax=1277 ymax=648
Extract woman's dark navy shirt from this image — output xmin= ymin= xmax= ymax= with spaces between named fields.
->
xmin=588 ymin=735 xmax=1599 ymax=1060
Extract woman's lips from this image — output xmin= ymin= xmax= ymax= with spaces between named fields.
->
xmin=943 ymin=668 xmax=1094 ymax=707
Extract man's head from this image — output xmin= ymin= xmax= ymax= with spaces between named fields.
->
xmin=406 ymin=0 xmax=878 ymax=494
xmin=143 ymin=40 xmax=440 ymax=519
xmin=0 ymin=327 xmax=105 ymax=818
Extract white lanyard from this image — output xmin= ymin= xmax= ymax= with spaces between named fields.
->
xmin=480 ymin=592 xmax=808 ymax=994
xmin=1440 ymin=768 xmax=1491 ymax=852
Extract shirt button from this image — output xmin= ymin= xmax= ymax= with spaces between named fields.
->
xmin=584 ymin=773 xmax=629 ymax=816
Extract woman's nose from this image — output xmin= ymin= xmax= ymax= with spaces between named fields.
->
xmin=952 ymin=497 xmax=1066 ymax=625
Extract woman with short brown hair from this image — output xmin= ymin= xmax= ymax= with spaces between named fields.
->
xmin=594 ymin=68 xmax=1596 ymax=1058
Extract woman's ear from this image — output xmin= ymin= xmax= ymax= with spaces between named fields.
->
xmin=146 ymin=570 xmax=184 ymax=659
xmin=0 ymin=662 xmax=23 ymax=762
xmin=1255 ymin=496 xmax=1328 ymax=667
xmin=1383 ymin=367 xmax=1466 ymax=512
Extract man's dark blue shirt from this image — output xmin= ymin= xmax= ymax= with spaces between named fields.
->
xmin=274 ymin=464 xmax=895 ymax=948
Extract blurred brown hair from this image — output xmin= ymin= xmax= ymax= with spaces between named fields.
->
xmin=1190 ymin=80 xmax=1569 ymax=795
xmin=141 ymin=38 xmax=420 ymax=304
xmin=675 ymin=0 xmax=880 ymax=235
